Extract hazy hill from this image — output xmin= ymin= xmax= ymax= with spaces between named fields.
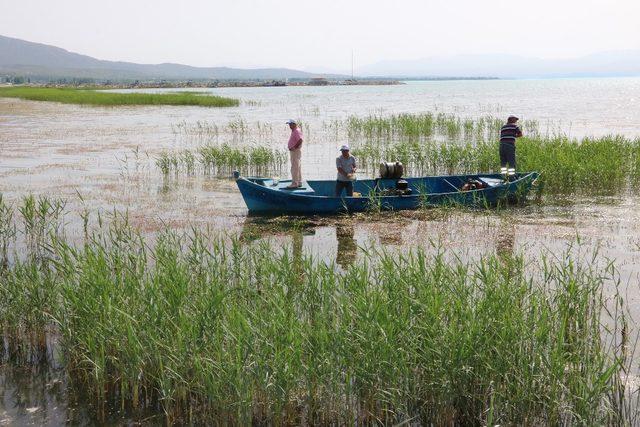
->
xmin=4 ymin=34 xmax=638 ymax=82
xmin=0 ymin=35 xmax=330 ymax=81
xmin=358 ymin=51 xmax=640 ymax=79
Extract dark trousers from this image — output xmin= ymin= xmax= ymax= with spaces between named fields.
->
xmin=499 ymin=142 xmax=516 ymax=169
xmin=335 ymin=180 xmax=354 ymax=197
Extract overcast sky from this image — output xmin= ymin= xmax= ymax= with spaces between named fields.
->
xmin=2 ymin=0 xmax=639 ymax=72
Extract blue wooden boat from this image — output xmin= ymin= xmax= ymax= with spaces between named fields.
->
xmin=235 ymin=172 xmax=539 ymax=214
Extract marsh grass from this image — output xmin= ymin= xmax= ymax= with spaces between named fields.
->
xmin=339 ymin=113 xmax=540 ymax=142
xmin=171 ymin=119 xmax=275 ymax=143
xmin=171 ymin=120 xmax=221 ymax=143
xmin=351 ymin=135 xmax=640 ymax=194
xmin=0 ymin=87 xmax=240 ymax=107
xmin=364 ymin=187 xmax=384 ymax=213
xmin=0 ymin=196 xmax=633 ymax=424
xmin=0 ymin=195 xmax=16 ymax=269
xmin=16 ymin=194 xmax=66 ymax=258
xmin=156 ymin=144 xmax=287 ymax=176
xmin=330 ymin=113 xmax=640 ymax=194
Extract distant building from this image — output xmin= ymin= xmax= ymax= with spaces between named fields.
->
xmin=262 ymin=80 xmax=286 ymax=87
xmin=308 ymin=77 xmax=329 ymax=86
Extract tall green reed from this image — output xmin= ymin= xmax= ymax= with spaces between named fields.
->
xmin=340 ymin=113 xmax=539 ymax=142
xmin=0 ymin=195 xmax=16 ymax=269
xmin=0 ymin=198 xmax=631 ymax=424
xmin=171 ymin=119 xmax=275 ymax=144
xmin=351 ymin=135 xmax=640 ymax=194
xmin=335 ymin=113 xmax=640 ymax=194
xmin=156 ymin=144 xmax=287 ymax=177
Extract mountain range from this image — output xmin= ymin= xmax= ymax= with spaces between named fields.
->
xmin=0 ymin=35 xmax=332 ymax=81
xmin=2 ymin=34 xmax=640 ymax=82
xmin=357 ymin=51 xmax=640 ymax=79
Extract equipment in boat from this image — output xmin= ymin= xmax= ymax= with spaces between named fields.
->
xmin=379 ymin=161 xmax=404 ymax=179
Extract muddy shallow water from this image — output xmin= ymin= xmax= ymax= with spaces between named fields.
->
xmin=2 ymin=79 xmax=640 ymax=424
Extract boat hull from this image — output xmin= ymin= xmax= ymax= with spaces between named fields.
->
xmin=236 ymin=172 xmax=539 ymax=214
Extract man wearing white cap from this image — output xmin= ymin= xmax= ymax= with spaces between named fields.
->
xmin=285 ymin=119 xmax=303 ymax=189
xmin=336 ymin=145 xmax=357 ymax=197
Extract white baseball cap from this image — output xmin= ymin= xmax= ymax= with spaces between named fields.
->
xmin=286 ymin=119 xmax=297 ymax=124
xmin=340 ymin=144 xmax=350 ymax=151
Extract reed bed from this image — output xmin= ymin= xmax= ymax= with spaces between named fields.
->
xmin=352 ymin=136 xmax=640 ymax=194
xmin=0 ymin=87 xmax=239 ymax=107
xmin=335 ymin=113 xmax=540 ymax=142
xmin=156 ymin=144 xmax=287 ymax=176
xmin=0 ymin=197 xmax=632 ymax=424
xmin=171 ymin=119 xmax=275 ymax=143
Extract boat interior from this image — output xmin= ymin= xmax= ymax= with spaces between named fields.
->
xmin=246 ymin=174 xmax=520 ymax=198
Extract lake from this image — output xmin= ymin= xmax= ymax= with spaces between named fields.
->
xmin=1 ymin=77 xmax=640 ymax=424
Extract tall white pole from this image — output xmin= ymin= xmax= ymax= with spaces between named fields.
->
xmin=351 ymin=49 xmax=354 ymax=80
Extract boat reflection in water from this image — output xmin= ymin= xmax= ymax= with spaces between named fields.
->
xmin=336 ymin=224 xmax=357 ymax=269
xmin=496 ymin=222 xmax=516 ymax=260
xmin=239 ymin=217 xmax=363 ymax=270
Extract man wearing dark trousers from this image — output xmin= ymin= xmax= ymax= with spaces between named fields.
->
xmin=499 ymin=115 xmax=523 ymax=179
xmin=335 ymin=145 xmax=356 ymax=197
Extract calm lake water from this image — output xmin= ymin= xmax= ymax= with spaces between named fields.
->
xmin=1 ymin=77 xmax=640 ymax=424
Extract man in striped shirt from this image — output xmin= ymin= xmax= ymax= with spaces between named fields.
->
xmin=499 ymin=115 xmax=523 ymax=176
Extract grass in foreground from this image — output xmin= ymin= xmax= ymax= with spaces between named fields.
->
xmin=0 ymin=86 xmax=239 ymax=107
xmin=0 ymin=196 xmax=631 ymax=424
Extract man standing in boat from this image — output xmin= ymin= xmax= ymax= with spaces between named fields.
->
xmin=336 ymin=145 xmax=357 ymax=197
xmin=286 ymin=119 xmax=303 ymax=189
xmin=499 ymin=115 xmax=523 ymax=178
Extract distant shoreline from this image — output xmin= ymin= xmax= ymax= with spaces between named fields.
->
xmin=29 ymin=79 xmax=405 ymax=89
xmin=0 ymin=76 xmax=504 ymax=90
xmin=401 ymin=76 xmax=499 ymax=81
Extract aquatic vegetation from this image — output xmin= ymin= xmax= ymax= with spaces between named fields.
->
xmin=0 ymin=195 xmax=16 ymax=268
xmin=171 ymin=119 xmax=275 ymax=144
xmin=339 ymin=113 xmax=540 ymax=142
xmin=0 ymin=198 xmax=632 ymax=424
xmin=351 ymin=134 xmax=640 ymax=194
xmin=517 ymin=135 xmax=639 ymax=192
xmin=17 ymin=194 xmax=66 ymax=257
xmin=336 ymin=112 xmax=640 ymax=194
xmin=171 ymin=120 xmax=221 ymax=141
xmin=156 ymin=144 xmax=287 ymax=176
xmin=353 ymin=139 xmax=498 ymax=176
xmin=0 ymin=87 xmax=240 ymax=107
xmin=364 ymin=188 xmax=383 ymax=213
